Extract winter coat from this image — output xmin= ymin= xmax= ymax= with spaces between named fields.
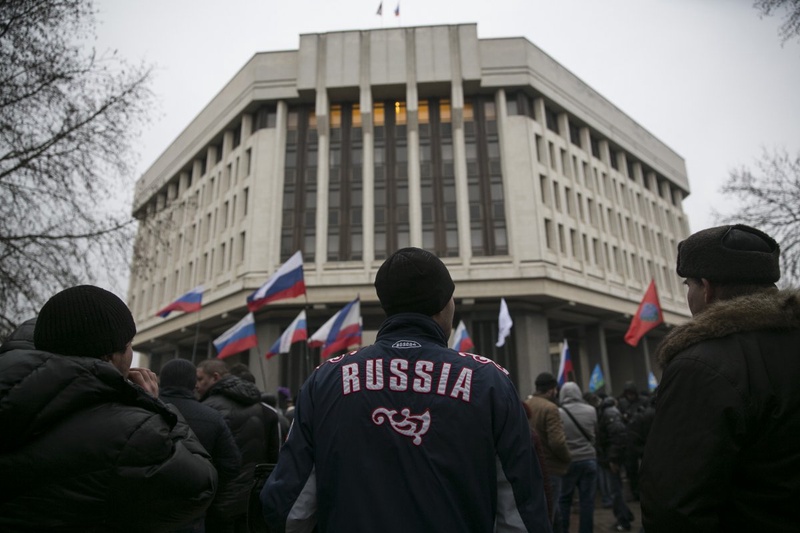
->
xmin=558 ymin=382 xmax=597 ymax=463
xmin=202 ymin=375 xmax=280 ymax=518
xmin=525 ymin=392 xmax=571 ymax=475
xmin=596 ymin=402 xmax=627 ymax=467
xmin=640 ymin=289 xmax=800 ymax=533
xmin=0 ymin=317 xmax=36 ymax=354
xmin=161 ymin=387 xmax=242 ymax=484
xmin=0 ymin=349 xmax=218 ymax=532
xmin=261 ymin=313 xmax=553 ymax=533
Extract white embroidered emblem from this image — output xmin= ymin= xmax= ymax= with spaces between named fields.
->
xmin=371 ymin=407 xmax=431 ymax=445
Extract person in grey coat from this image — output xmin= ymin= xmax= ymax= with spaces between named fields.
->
xmin=558 ymin=382 xmax=598 ymax=533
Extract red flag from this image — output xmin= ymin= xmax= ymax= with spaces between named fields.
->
xmin=624 ymin=279 xmax=664 ymax=347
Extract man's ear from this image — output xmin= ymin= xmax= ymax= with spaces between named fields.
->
xmin=701 ymin=278 xmax=715 ymax=304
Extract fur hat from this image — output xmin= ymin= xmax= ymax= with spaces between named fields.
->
xmin=34 ymin=285 xmax=136 ymax=358
xmin=160 ymin=358 xmax=197 ymax=390
xmin=676 ymin=224 xmax=780 ymax=283
xmin=374 ymin=247 xmax=455 ymax=316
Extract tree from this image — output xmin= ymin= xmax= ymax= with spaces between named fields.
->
xmin=716 ymin=148 xmax=800 ymax=286
xmin=0 ymin=0 xmax=154 ymax=340
xmin=754 ymin=0 xmax=800 ymax=43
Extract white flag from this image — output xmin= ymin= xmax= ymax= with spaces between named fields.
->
xmin=496 ymin=298 xmax=513 ymax=347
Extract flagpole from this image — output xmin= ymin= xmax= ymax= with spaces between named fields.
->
xmin=191 ymin=310 xmax=201 ymax=362
xmin=303 ymin=293 xmax=312 ymax=381
xmin=254 ymin=323 xmax=269 ymax=391
xmin=642 ymin=333 xmax=653 ymax=380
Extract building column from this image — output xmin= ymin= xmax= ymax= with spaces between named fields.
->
xmin=360 ymin=34 xmax=375 ymax=265
xmin=405 ymin=28 xmax=422 ymax=248
xmin=514 ymin=312 xmax=550 ymax=398
xmin=314 ymin=37 xmax=330 ymax=270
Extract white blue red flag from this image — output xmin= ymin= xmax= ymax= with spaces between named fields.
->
xmin=247 ymin=251 xmax=306 ymax=312
xmin=451 ymin=320 xmax=475 ymax=352
xmin=213 ymin=313 xmax=258 ymax=360
xmin=265 ymin=311 xmax=308 ymax=360
xmin=156 ymin=285 xmax=203 ymax=318
xmin=557 ymin=338 xmax=574 ymax=387
xmin=308 ymin=297 xmax=361 ymax=359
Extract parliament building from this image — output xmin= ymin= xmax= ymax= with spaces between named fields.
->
xmin=128 ymin=24 xmax=692 ymax=398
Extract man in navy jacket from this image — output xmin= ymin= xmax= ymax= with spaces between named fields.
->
xmin=261 ymin=247 xmax=552 ymax=533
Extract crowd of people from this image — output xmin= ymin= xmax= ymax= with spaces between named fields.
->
xmin=0 ymin=223 xmax=797 ymax=532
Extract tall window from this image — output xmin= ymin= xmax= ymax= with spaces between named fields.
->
xmin=465 ymin=97 xmax=507 ymax=256
xmin=419 ymin=98 xmax=458 ymax=257
xmin=281 ymin=106 xmax=317 ymax=261
xmin=327 ymin=103 xmax=363 ymax=261
xmin=374 ymin=100 xmax=409 ymax=259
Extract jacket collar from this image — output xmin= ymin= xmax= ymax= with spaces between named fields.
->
xmin=376 ymin=313 xmax=449 ymax=346
xmin=657 ymin=288 xmax=800 ymax=367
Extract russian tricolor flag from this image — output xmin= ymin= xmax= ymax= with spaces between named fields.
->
xmin=265 ymin=311 xmax=308 ymax=360
xmin=156 ymin=286 xmax=204 ymax=318
xmin=213 ymin=313 xmax=258 ymax=360
xmin=247 ymin=251 xmax=306 ymax=312
xmin=557 ymin=338 xmax=574 ymax=387
xmin=451 ymin=320 xmax=475 ymax=352
xmin=308 ymin=297 xmax=361 ymax=359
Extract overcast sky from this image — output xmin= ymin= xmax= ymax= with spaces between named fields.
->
xmin=95 ymin=0 xmax=800 ymax=234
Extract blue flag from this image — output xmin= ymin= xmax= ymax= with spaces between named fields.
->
xmin=589 ymin=363 xmax=606 ymax=392
xmin=588 ymin=363 xmax=605 ymax=393
xmin=648 ymin=371 xmax=658 ymax=392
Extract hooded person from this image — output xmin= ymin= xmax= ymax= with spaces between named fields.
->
xmin=558 ymin=382 xmax=599 ymax=533
xmin=0 ymin=285 xmax=217 ymax=532
xmin=640 ymin=224 xmax=800 ymax=532
xmin=261 ymin=247 xmax=553 ymax=533
xmin=195 ymin=358 xmax=281 ymax=533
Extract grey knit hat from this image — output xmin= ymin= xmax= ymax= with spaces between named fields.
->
xmin=34 ymin=285 xmax=137 ymax=358
xmin=375 ymin=248 xmax=455 ymax=316
xmin=676 ymin=224 xmax=780 ymax=283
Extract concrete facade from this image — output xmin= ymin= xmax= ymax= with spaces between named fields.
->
xmin=129 ymin=24 xmax=691 ymax=399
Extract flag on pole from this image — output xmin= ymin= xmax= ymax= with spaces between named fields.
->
xmin=376 ymin=1 xmax=383 ymax=15
xmin=394 ymin=2 xmax=400 ymax=16
xmin=496 ymin=298 xmax=513 ymax=347
xmin=213 ymin=313 xmax=258 ymax=360
xmin=624 ymin=279 xmax=664 ymax=347
xmin=308 ymin=297 xmax=362 ymax=359
xmin=156 ymin=285 xmax=204 ymax=318
xmin=588 ymin=363 xmax=605 ymax=393
xmin=648 ymin=371 xmax=659 ymax=392
xmin=557 ymin=339 xmax=574 ymax=387
xmin=247 ymin=251 xmax=306 ymax=312
xmin=451 ymin=320 xmax=475 ymax=352
xmin=265 ymin=311 xmax=308 ymax=360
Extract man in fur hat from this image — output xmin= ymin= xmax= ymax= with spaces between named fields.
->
xmin=640 ymin=224 xmax=800 ymax=532
xmin=261 ymin=247 xmax=552 ymax=533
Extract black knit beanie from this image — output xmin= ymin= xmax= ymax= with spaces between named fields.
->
xmin=160 ymin=358 xmax=197 ymax=390
xmin=375 ymin=247 xmax=455 ymax=316
xmin=676 ymin=224 xmax=780 ymax=283
xmin=535 ymin=372 xmax=557 ymax=391
xmin=34 ymin=285 xmax=137 ymax=358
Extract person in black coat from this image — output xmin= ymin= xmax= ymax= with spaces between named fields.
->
xmin=160 ymin=358 xmax=242 ymax=532
xmin=0 ymin=285 xmax=217 ymax=532
xmin=597 ymin=398 xmax=635 ymax=531
xmin=197 ymin=359 xmax=281 ymax=533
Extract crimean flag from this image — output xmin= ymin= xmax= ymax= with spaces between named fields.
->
xmin=557 ymin=339 xmax=574 ymax=387
xmin=308 ymin=297 xmax=362 ymax=359
xmin=624 ymin=279 xmax=664 ymax=347
xmin=451 ymin=320 xmax=475 ymax=352
xmin=265 ymin=311 xmax=308 ymax=360
xmin=247 ymin=251 xmax=306 ymax=312
xmin=156 ymin=285 xmax=203 ymax=318
xmin=213 ymin=313 xmax=258 ymax=360
xmin=588 ymin=363 xmax=605 ymax=393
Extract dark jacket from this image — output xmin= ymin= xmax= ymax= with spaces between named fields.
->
xmin=596 ymin=402 xmax=627 ymax=467
xmin=640 ymin=289 xmax=800 ymax=533
xmin=161 ymin=387 xmax=242 ymax=484
xmin=262 ymin=313 xmax=552 ymax=533
xmin=0 ymin=317 xmax=36 ymax=354
xmin=0 ymin=349 xmax=218 ymax=532
xmin=202 ymin=375 xmax=280 ymax=518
